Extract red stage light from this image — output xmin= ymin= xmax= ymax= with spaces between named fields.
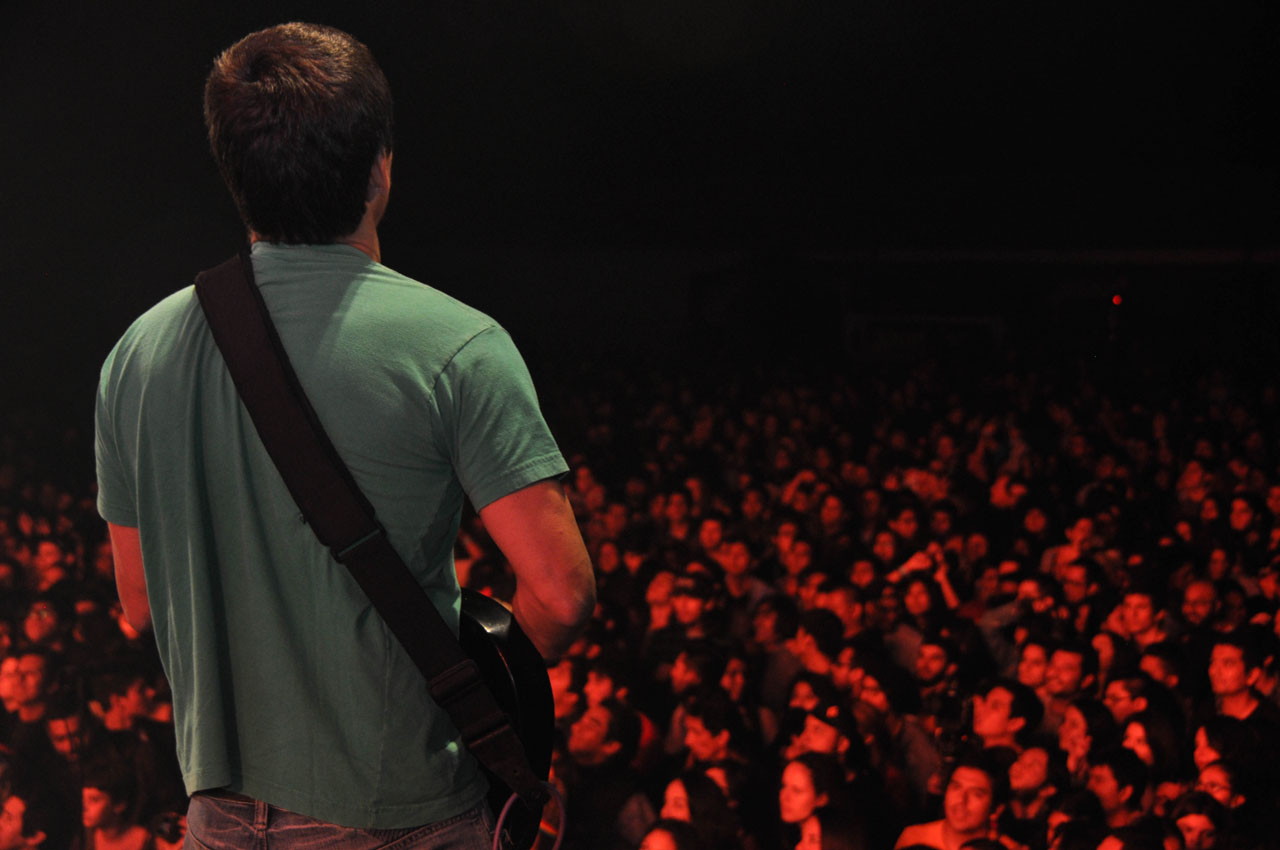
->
xmin=1112 ymin=294 xmax=1123 ymax=306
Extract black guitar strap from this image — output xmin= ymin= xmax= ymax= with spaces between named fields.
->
xmin=193 ymin=248 xmax=547 ymax=811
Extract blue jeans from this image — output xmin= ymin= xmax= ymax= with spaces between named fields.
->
xmin=185 ymin=792 xmax=495 ymax=850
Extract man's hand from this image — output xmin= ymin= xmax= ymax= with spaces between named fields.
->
xmin=479 ymin=479 xmax=595 ymax=660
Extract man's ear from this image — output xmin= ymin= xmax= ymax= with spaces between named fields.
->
xmin=1008 ymin=716 xmax=1026 ymax=735
xmin=367 ymin=150 xmax=392 ymax=201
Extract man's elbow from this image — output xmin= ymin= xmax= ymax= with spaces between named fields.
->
xmin=552 ymin=556 xmax=597 ymax=631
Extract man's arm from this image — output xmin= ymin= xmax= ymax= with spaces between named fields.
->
xmin=108 ymin=523 xmax=151 ymax=632
xmin=478 ymin=478 xmax=595 ymax=660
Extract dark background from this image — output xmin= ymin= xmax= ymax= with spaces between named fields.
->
xmin=3 ymin=1 xmax=1278 ymax=419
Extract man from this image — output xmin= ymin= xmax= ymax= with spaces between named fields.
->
xmin=0 ymin=782 xmax=65 ymax=850
xmin=563 ymin=698 xmax=655 ymax=850
xmin=894 ymin=753 xmax=1008 ymax=850
xmin=1207 ymin=631 xmax=1280 ymax=735
xmin=94 ymin=23 xmax=594 ymax=841
xmin=1041 ymin=640 xmax=1097 ymax=733
xmin=971 ymin=678 xmax=1043 ymax=751
xmin=1086 ymin=747 xmax=1148 ymax=830
xmin=1118 ymin=585 xmax=1168 ymax=652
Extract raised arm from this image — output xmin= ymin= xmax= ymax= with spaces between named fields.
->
xmin=108 ymin=522 xmax=151 ymax=632
xmin=478 ymin=478 xmax=595 ymax=660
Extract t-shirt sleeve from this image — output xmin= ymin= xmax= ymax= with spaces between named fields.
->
xmin=432 ymin=326 xmax=568 ymax=511
xmin=95 ymin=347 xmax=139 ymax=527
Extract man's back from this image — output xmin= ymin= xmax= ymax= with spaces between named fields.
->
xmin=96 ymin=242 xmax=568 ymax=827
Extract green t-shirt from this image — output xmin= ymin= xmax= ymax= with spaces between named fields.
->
xmin=95 ymin=242 xmax=568 ymax=828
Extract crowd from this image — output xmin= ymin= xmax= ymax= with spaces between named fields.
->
xmin=2 ymin=348 xmax=1280 ymax=850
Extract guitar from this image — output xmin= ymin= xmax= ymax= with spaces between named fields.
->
xmin=459 ymin=589 xmax=554 ymax=850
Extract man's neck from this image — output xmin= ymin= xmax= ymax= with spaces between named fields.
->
xmin=249 ymin=230 xmax=381 ymax=263
xmin=1219 ymin=689 xmax=1259 ymax=720
xmin=16 ymin=702 xmax=45 ymax=723
xmin=941 ymin=819 xmax=985 ymax=850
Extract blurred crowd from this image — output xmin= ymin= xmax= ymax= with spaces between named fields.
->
xmin=4 ymin=350 xmax=1280 ymax=850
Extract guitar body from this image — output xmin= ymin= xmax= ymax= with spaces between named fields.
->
xmin=459 ymin=589 xmax=554 ymax=850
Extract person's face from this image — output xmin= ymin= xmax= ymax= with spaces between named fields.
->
xmin=1086 ymin=765 xmax=1129 ymax=814
xmin=683 ymin=714 xmax=726 ymax=763
xmin=819 ymin=496 xmax=844 ymax=528
xmin=0 ymin=796 xmax=32 ymax=850
xmin=1060 ymin=566 xmax=1090 ymax=604
xmin=1058 ymin=706 xmax=1090 ymax=758
xmin=741 ymin=490 xmax=764 ymax=521
xmin=903 ymin=581 xmax=932 ymax=617
xmin=1193 ymin=727 xmax=1221 ymax=772
xmin=1183 ymin=582 xmax=1217 ymax=627
xmin=944 ymin=766 xmax=995 ymax=834
xmin=1177 ymin=813 xmax=1217 ymax=850
xmin=639 ymin=828 xmax=677 ymax=850
xmin=1017 ymin=643 xmax=1048 ymax=689
xmin=774 ymin=522 xmax=798 ymax=556
xmin=1023 ymin=507 xmax=1048 ymax=535
xmin=831 ymin=646 xmax=858 ymax=692
xmin=1045 ymin=650 xmax=1085 ymax=698
xmin=47 ymin=715 xmax=88 ymax=761
xmin=889 ymin=509 xmax=919 ymax=541
xmin=915 ymin=644 xmax=949 ymax=685
xmin=33 ymin=541 xmax=62 ymax=573
xmin=973 ymin=686 xmax=1020 ymax=743
xmin=724 ymin=542 xmax=751 ymax=577
xmin=82 ymin=786 xmax=120 ymax=830
xmin=1122 ymin=594 xmax=1157 ymax=635
xmin=790 ymin=680 xmax=820 ymax=712
xmin=1208 ymin=644 xmax=1254 ymax=697
xmin=1140 ymin=654 xmax=1173 ymax=689
xmin=1103 ymin=681 xmax=1141 ymax=723
xmin=798 ymin=713 xmax=842 ymax=756
xmin=857 ymin=674 xmax=890 ymax=714
xmin=0 ymin=657 xmax=20 ymax=711
xmin=1207 ymin=548 xmax=1229 ymax=580
xmin=720 ymin=657 xmax=746 ymax=702
xmin=698 ymin=519 xmax=723 ymax=552
xmin=14 ymin=655 xmax=46 ymax=707
xmin=1229 ymin=498 xmax=1254 ymax=532
xmin=671 ymin=652 xmax=701 ymax=693
xmin=779 ymin=761 xmax=826 ymax=824
xmin=22 ymin=602 xmax=58 ymax=645
xmin=1092 ymin=633 xmax=1116 ymax=672
xmin=1123 ymin=721 xmax=1154 ymax=766
xmin=1196 ymin=764 xmax=1237 ymax=808
xmin=965 ymin=533 xmax=989 ymax=563
xmin=871 ymin=531 xmax=896 ymax=565
xmin=665 ymin=493 xmax=689 ymax=523
xmin=1009 ymin=747 xmax=1050 ymax=793
xmin=752 ymin=605 xmax=778 ymax=645
xmin=672 ymin=593 xmax=706 ymax=627
xmin=850 ymin=559 xmax=876 ymax=589
xmin=582 ymin=670 xmax=615 ymax=708
xmin=567 ymin=704 xmax=614 ymax=762
xmin=660 ymin=779 xmax=691 ymax=821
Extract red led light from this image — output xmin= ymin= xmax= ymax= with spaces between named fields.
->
xmin=1112 ymin=294 xmax=1122 ymax=306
